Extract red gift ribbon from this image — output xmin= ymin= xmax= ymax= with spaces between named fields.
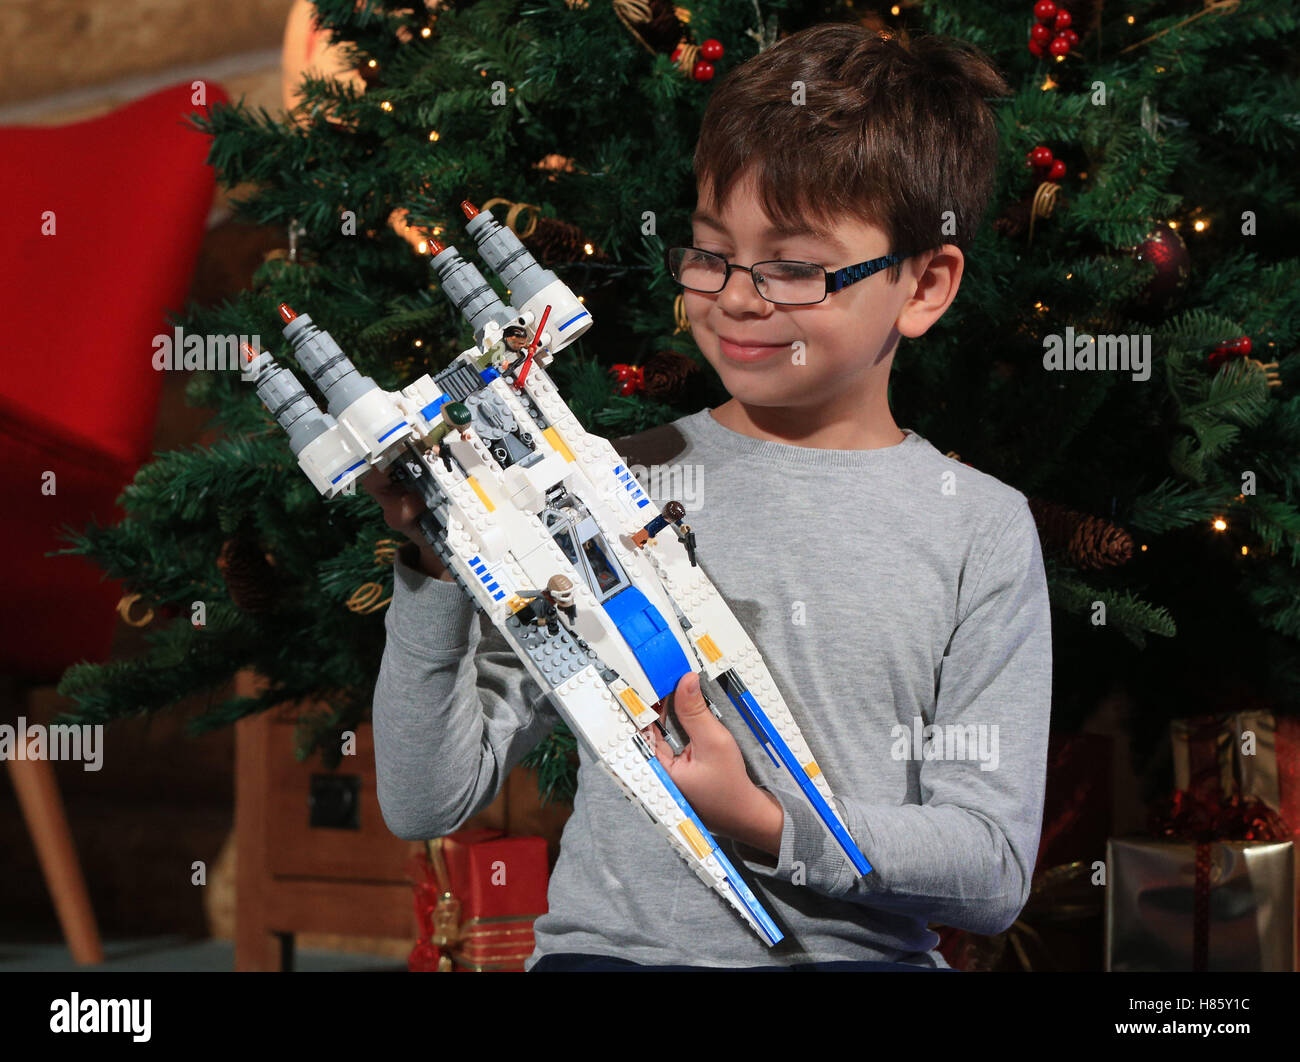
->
xmin=1149 ymin=788 xmax=1292 ymax=971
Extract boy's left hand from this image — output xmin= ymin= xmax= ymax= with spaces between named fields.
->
xmin=653 ymin=672 xmax=784 ymax=858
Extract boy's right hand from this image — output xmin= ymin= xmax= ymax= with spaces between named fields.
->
xmin=360 ymin=467 xmax=457 ymax=582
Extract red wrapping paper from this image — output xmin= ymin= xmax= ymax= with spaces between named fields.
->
xmin=408 ymin=829 xmax=549 ymax=972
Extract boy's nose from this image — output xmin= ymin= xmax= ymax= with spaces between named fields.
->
xmin=716 ymin=267 xmax=771 ymax=312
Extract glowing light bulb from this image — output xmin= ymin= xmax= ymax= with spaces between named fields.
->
xmin=1212 ymin=517 xmax=1228 ymax=532
xmin=583 ymin=243 xmax=594 ymax=255
xmin=380 ymin=100 xmax=393 ymax=112
xmin=429 ymin=130 xmax=440 ymax=141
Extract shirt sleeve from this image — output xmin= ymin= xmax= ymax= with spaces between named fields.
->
xmin=730 ymin=498 xmax=1053 ymax=936
xmin=371 ymin=543 xmax=561 ymax=840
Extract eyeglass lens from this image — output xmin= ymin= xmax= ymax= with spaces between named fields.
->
xmin=671 ymin=248 xmax=825 ymax=305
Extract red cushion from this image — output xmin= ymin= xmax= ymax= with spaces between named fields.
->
xmin=0 ymin=82 xmax=227 ymax=682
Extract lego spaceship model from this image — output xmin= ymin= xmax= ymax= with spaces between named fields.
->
xmin=246 ymin=201 xmax=873 ymax=945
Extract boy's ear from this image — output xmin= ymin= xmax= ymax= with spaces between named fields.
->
xmin=895 ymin=246 xmax=964 ymax=339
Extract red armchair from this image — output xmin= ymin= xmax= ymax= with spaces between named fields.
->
xmin=0 ymin=81 xmax=227 ymax=962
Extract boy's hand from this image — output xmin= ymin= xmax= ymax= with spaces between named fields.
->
xmin=360 ymin=467 xmax=454 ymax=581
xmin=653 ymin=672 xmax=784 ymax=859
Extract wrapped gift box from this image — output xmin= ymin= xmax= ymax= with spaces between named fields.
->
xmin=1106 ymin=837 xmax=1295 ymax=971
xmin=409 ymin=829 xmax=549 ymax=972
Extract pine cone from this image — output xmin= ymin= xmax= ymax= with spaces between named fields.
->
xmin=993 ymin=197 xmax=1034 ymax=240
xmin=218 ymin=535 xmax=280 ymax=614
xmin=525 ymin=214 xmax=609 ymax=265
xmin=1028 ymin=498 xmax=1134 ymax=570
xmin=641 ymin=349 xmax=704 ymax=402
xmin=639 ymin=0 xmax=685 ymax=52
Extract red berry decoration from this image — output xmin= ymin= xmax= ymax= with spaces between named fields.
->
xmin=1065 ymin=28 xmax=1079 ymax=45
xmin=692 ymin=60 xmax=715 ymax=81
xmin=1048 ymin=159 xmax=1067 ymax=180
xmin=700 ymin=38 xmax=724 ymax=61
xmin=1033 ymin=0 xmax=1058 ymax=22
xmin=1235 ymin=336 xmax=1253 ymax=355
xmin=1028 ymin=38 xmax=1046 ymax=57
xmin=1031 ymin=23 xmax=1052 ymax=43
xmin=1054 ymin=9 xmax=1072 ymax=30
xmin=1030 ymin=146 xmax=1054 ymax=167
xmin=1049 ymin=35 xmax=1071 ymax=56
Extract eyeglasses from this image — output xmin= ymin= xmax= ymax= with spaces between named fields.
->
xmin=664 ymin=246 xmax=907 ymax=306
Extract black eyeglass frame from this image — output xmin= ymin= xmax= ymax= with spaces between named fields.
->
xmin=664 ymin=246 xmax=910 ymax=306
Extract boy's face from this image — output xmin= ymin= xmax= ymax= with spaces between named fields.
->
xmin=684 ymin=169 xmax=956 ymax=415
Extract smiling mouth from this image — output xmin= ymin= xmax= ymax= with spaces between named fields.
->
xmin=716 ymin=335 xmax=789 ymax=363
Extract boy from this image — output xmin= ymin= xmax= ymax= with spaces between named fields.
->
xmin=366 ymin=23 xmax=1051 ymax=971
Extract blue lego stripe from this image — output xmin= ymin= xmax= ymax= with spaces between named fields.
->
xmin=480 ymin=367 xmax=500 ymax=382
xmin=637 ymin=498 xmax=650 ymax=508
xmin=420 ymin=394 xmax=450 ymax=421
xmin=646 ymin=757 xmax=782 ymax=946
xmin=473 ymin=564 xmax=486 ymax=574
xmin=601 ymin=587 xmax=691 ymax=702
xmin=470 ymin=556 xmax=481 ymax=566
xmin=558 ymin=310 xmax=590 ymax=332
xmin=486 ymin=582 xmax=499 ymax=592
xmin=330 ymin=459 xmax=367 ymax=484
xmin=377 ymin=420 xmax=408 ymax=443
xmin=735 ymin=688 xmax=873 ymax=877
xmin=492 ymin=591 xmax=505 ymax=601
xmin=613 ymin=465 xmax=624 ymax=474
xmin=723 ymin=690 xmax=781 ymax=769
xmin=617 ymin=472 xmax=631 ymax=482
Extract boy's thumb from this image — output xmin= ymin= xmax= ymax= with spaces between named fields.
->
xmin=672 ymin=672 xmax=712 ymax=729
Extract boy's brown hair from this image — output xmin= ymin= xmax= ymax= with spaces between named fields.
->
xmin=693 ymin=23 xmax=1011 ymax=281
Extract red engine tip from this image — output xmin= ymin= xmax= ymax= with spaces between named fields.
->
xmin=460 ymin=200 xmax=479 ymax=219
xmin=241 ymin=342 xmax=258 ymax=363
xmin=277 ymin=303 xmax=297 ymax=323
xmin=427 ymin=237 xmax=445 ymax=256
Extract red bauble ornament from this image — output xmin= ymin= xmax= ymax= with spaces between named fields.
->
xmin=1028 ymin=38 xmax=1046 ymax=57
xmin=1030 ymin=146 xmax=1054 ymax=167
xmin=1033 ymin=0 xmax=1058 ymax=22
xmin=1132 ymin=225 xmax=1192 ymax=309
xmin=700 ymin=38 xmax=724 ymax=61
xmin=1048 ymin=159 xmax=1067 ymax=180
xmin=692 ymin=60 xmax=715 ymax=82
xmin=1031 ymin=23 xmax=1052 ymax=43
xmin=1049 ymin=35 xmax=1071 ymax=56
xmin=1054 ymin=9 xmax=1073 ymax=30
xmin=1238 ymin=336 xmax=1253 ymax=355
xmin=1065 ymin=28 xmax=1079 ymax=45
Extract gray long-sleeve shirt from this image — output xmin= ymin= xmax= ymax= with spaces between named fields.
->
xmin=371 ymin=408 xmax=1053 ymax=969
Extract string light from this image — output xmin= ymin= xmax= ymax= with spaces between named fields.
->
xmin=417 ymin=239 xmax=428 ymax=254
xmin=1212 ymin=517 xmax=1228 ymax=532
xmin=421 ymin=27 xmax=432 ymax=38
xmin=1167 ymin=219 xmax=1179 ymax=229
xmin=890 ymin=4 xmax=900 ymax=13
xmin=1126 ymin=14 xmax=1135 ymax=24
xmin=583 ymin=242 xmax=594 ymax=255
xmin=1140 ymin=544 xmax=1148 ymax=552
xmin=380 ymin=100 xmax=393 ymax=112
xmin=413 ymin=339 xmax=423 ymax=347
xmin=428 ymin=130 xmax=440 ymax=141
xmin=1193 ymin=218 xmax=1208 ymax=232
xmin=1065 ymin=272 xmax=1073 ymax=279
xmin=1041 ymin=75 xmax=1057 ymax=91
xmin=1241 ymin=545 xmax=1249 ymax=555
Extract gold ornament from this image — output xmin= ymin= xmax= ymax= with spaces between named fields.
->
xmin=673 ymin=292 xmax=692 ymax=334
xmin=1027 ymin=181 xmax=1061 ymax=245
xmin=374 ymin=539 xmax=401 ymax=565
xmin=115 ymin=593 xmax=155 ymax=628
xmin=480 ymin=197 xmax=541 ymax=240
xmin=346 ymin=582 xmax=391 ymax=613
xmin=613 ymin=0 xmax=653 ymax=22
xmin=672 ymin=40 xmax=700 ymax=76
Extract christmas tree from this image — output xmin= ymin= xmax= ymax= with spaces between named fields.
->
xmin=54 ymin=0 xmax=1299 ymax=808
